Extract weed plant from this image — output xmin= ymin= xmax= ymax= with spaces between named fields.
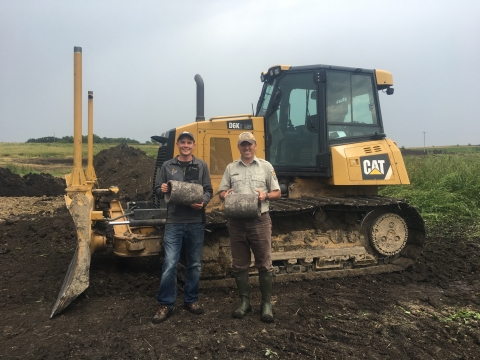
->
xmin=380 ymin=154 xmax=480 ymax=235
xmin=442 ymin=309 xmax=480 ymax=322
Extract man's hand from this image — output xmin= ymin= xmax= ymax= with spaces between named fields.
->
xmin=255 ymin=189 xmax=267 ymax=202
xmin=256 ymin=189 xmax=280 ymax=202
xmin=160 ymin=183 xmax=169 ymax=193
xmin=219 ymin=189 xmax=233 ymax=201
xmin=190 ymin=201 xmax=204 ymax=210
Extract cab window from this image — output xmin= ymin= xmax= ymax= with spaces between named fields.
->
xmin=326 ymin=71 xmax=381 ymax=140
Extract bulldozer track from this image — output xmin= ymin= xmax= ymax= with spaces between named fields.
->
xmin=206 ymin=195 xmax=423 ymax=227
xmin=199 ymin=261 xmax=409 ymax=289
xmin=199 ymin=195 xmax=425 ymax=284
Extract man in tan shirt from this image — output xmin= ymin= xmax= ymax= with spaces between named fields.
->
xmin=218 ymin=132 xmax=280 ymax=322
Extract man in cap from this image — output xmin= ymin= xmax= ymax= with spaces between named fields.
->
xmin=218 ymin=132 xmax=281 ymax=322
xmin=152 ymin=131 xmax=213 ymax=323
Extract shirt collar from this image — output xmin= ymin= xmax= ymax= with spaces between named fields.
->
xmin=239 ymin=156 xmax=258 ymax=167
xmin=175 ymin=155 xmax=195 ymax=164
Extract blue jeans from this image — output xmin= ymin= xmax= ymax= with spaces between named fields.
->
xmin=157 ymin=223 xmax=205 ymax=308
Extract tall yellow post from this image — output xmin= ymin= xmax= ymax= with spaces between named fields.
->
xmin=67 ymin=46 xmax=87 ymax=189
xmin=52 ymin=46 xmax=93 ymax=318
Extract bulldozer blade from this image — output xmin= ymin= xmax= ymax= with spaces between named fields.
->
xmin=50 ymin=192 xmax=93 ymax=318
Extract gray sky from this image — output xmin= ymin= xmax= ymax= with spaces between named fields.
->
xmin=1 ymin=0 xmax=479 ymax=147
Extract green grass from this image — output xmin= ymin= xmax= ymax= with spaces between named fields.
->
xmin=0 ymin=142 xmax=159 ymax=178
xmin=408 ymin=145 xmax=480 ymax=154
xmin=442 ymin=309 xmax=480 ymax=322
xmin=380 ymin=153 xmax=480 ymax=234
xmin=46 ymin=168 xmax=74 ymax=178
xmin=441 ymin=146 xmax=480 ymax=153
xmin=0 ymin=142 xmax=159 ymax=158
xmin=5 ymin=163 xmax=38 ymax=176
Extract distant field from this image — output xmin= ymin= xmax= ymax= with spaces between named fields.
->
xmin=0 ymin=142 xmax=159 ymax=177
xmin=406 ymin=145 xmax=480 ymax=154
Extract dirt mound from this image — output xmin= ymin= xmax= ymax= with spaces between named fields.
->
xmin=93 ymin=143 xmax=156 ymax=203
xmin=0 ymin=144 xmax=156 ymax=201
xmin=0 ymin=168 xmax=66 ymax=197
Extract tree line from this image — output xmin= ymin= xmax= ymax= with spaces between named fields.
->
xmin=26 ymin=135 xmax=147 ymax=144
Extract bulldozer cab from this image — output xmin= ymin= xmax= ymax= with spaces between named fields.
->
xmin=258 ymin=65 xmax=389 ymax=177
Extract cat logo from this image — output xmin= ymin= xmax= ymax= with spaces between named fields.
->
xmin=360 ymin=154 xmax=392 ymax=180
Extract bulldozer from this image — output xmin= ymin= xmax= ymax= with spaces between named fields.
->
xmin=51 ymin=47 xmax=425 ymax=318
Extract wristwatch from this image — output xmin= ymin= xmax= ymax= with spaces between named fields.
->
xmin=265 ymin=193 xmax=269 ymax=201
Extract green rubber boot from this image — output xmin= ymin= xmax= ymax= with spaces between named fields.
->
xmin=232 ymin=270 xmax=251 ymax=318
xmin=259 ymin=270 xmax=274 ymax=322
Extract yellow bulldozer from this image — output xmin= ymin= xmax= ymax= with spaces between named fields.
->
xmin=51 ymin=47 xmax=425 ymax=317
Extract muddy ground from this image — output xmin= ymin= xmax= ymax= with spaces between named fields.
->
xmin=1 ymin=145 xmax=479 ymax=359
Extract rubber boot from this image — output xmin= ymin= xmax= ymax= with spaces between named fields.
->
xmin=259 ymin=271 xmax=274 ymax=322
xmin=232 ymin=270 xmax=251 ymax=318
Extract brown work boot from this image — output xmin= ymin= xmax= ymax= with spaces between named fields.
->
xmin=184 ymin=302 xmax=204 ymax=315
xmin=152 ymin=305 xmax=173 ymax=323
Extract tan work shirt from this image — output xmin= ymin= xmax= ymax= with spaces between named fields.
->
xmin=218 ymin=156 xmax=280 ymax=213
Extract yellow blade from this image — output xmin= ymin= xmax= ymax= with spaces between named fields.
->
xmin=50 ymin=192 xmax=92 ymax=318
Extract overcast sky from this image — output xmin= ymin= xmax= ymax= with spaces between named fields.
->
xmin=1 ymin=0 xmax=479 ymax=147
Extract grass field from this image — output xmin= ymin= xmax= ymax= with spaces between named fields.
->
xmin=0 ymin=142 xmax=159 ymax=158
xmin=379 ymin=152 xmax=480 ymax=236
xmin=405 ymin=145 xmax=480 ymax=154
xmin=0 ymin=142 xmax=158 ymax=177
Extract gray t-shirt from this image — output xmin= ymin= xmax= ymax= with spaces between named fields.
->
xmin=218 ymin=156 xmax=280 ymax=213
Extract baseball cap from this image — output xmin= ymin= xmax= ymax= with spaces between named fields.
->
xmin=177 ymin=131 xmax=195 ymax=142
xmin=238 ymin=132 xmax=256 ymax=144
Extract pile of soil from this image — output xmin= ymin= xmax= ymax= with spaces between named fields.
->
xmin=0 ymin=144 xmax=155 ymax=201
xmin=0 ymin=168 xmax=65 ymax=197
xmin=93 ymin=143 xmax=156 ymax=203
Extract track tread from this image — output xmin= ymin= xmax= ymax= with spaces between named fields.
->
xmin=200 ymin=195 xmax=425 ymax=285
xmin=206 ymin=195 xmax=420 ymax=227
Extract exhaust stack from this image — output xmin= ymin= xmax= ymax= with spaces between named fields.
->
xmin=194 ymin=74 xmax=204 ymax=122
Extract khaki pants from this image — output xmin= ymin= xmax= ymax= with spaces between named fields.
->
xmin=228 ymin=212 xmax=272 ymax=272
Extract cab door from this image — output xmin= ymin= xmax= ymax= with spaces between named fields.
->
xmin=265 ymin=72 xmax=320 ymax=171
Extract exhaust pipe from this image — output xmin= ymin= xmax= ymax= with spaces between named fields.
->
xmin=194 ymin=74 xmax=204 ymax=122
